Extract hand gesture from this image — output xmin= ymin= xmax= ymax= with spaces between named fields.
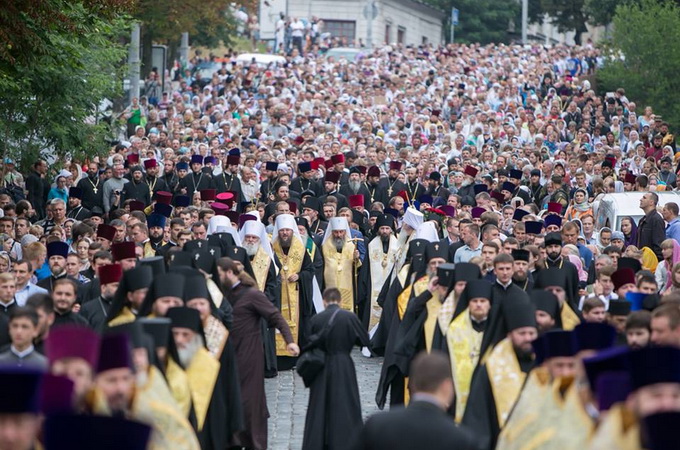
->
xmin=427 ymin=276 xmax=439 ymax=293
xmin=287 ymin=343 xmax=300 ymax=357
xmin=288 ymin=273 xmax=299 ymax=283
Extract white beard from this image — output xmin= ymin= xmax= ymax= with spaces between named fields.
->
xmin=349 ymin=180 xmax=361 ymax=192
xmin=177 ymin=334 xmax=204 ymax=368
xmin=244 ymin=242 xmax=260 ymax=257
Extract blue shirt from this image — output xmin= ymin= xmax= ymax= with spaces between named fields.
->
xmin=577 ymin=243 xmax=593 ymax=270
xmin=350 ymin=229 xmax=366 ymax=262
xmin=667 ymin=217 xmax=680 ymax=242
xmin=15 ymin=283 xmax=48 ymax=307
xmin=454 ymin=243 xmax=482 ymax=264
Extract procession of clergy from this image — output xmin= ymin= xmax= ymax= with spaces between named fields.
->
xmin=3 ymin=149 xmax=679 ymax=449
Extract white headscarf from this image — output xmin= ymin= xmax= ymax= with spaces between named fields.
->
xmin=272 ymin=214 xmax=303 ymax=245
xmin=207 ymin=215 xmax=242 ymax=247
xmin=322 ymin=216 xmax=352 ymax=245
xmin=239 ymin=219 xmax=274 ymax=260
xmin=402 ymin=207 xmax=424 ymax=231
xmin=414 ymin=221 xmax=439 ymax=243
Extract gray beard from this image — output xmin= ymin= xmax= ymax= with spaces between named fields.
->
xmin=349 ymin=180 xmax=361 ymax=192
xmin=177 ymin=334 xmax=204 ymax=368
xmin=244 ymin=242 xmax=260 ymax=257
xmin=461 ymin=179 xmax=473 ymax=187
xmin=333 ymin=236 xmax=345 ymax=252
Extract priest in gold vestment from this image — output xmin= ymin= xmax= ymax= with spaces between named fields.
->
xmin=322 ymin=216 xmax=362 ymax=313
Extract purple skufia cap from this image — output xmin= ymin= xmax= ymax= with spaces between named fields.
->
xmin=596 ymin=372 xmax=631 ymax=411
xmin=573 ymin=322 xmax=617 ymax=352
xmin=154 ymin=203 xmax=173 ymax=218
xmin=190 ymin=154 xmax=203 ymax=165
xmin=40 ymin=374 xmax=75 ymax=415
xmin=96 ymin=333 xmax=133 ymax=374
xmin=439 ymin=205 xmax=456 ymax=217
xmin=544 ymin=214 xmax=562 ymax=228
xmin=43 ymin=414 xmax=152 ymax=450
xmin=583 ymin=346 xmax=630 ymax=397
xmin=0 ymin=368 xmax=43 ymax=414
xmin=238 ymin=214 xmax=257 ymax=230
xmin=473 ymin=184 xmax=488 ymax=194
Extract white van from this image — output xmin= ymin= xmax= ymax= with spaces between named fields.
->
xmin=594 ymin=192 xmax=680 ymax=230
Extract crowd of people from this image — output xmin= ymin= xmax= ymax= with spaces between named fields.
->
xmin=0 ymin=40 xmax=680 ymax=449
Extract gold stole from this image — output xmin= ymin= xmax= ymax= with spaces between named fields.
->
xmin=423 ymin=294 xmax=442 ymax=353
xmin=133 ymin=366 xmax=201 ymax=450
xmin=108 ymin=306 xmax=136 ymax=327
xmin=496 ymin=367 xmax=553 ymax=450
xmin=322 ymin=238 xmax=358 ymax=312
xmin=486 ymin=338 xmax=527 ymax=428
xmin=273 ymin=237 xmax=305 ymax=356
xmin=561 ymin=303 xmax=581 ymax=330
xmin=368 ymin=236 xmax=398 ymax=330
xmin=207 ymin=278 xmax=224 ymax=309
xmin=165 ymin=358 xmax=191 ymax=418
xmin=447 ymin=309 xmax=484 ymax=423
xmin=587 ymin=403 xmax=641 ymax=450
xmin=185 ymin=347 xmax=220 ymax=431
xmin=204 ymin=315 xmax=229 ymax=360
xmin=550 ymin=378 xmax=595 ymax=449
xmin=251 ymin=246 xmax=271 ymax=292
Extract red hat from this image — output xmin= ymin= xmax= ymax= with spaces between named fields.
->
xmin=225 ymin=211 xmax=239 ymax=224
xmin=464 ymin=166 xmax=479 ymax=177
xmin=128 ymin=200 xmax=145 ymax=212
xmin=624 ymin=173 xmax=637 ymax=185
xmin=155 ymin=191 xmax=172 ymax=205
xmin=216 ymin=192 xmax=235 ymax=204
xmin=367 ymin=166 xmax=381 ymax=177
xmin=46 ymin=325 xmax=101 ymax=367
xmin=547 ymin=202 xmax=562 ymax=214
xmin=99 ymin=263 xmax=123 ymax=285
xmin=226 ymin=155 xmax=240 ymax=166
xmin=200 ymin=189 xmax=216 ymax=201
xmin=312 ymin=157 xmax=325 ymax=170
xmin=294 ymin=135 xmax=305 ymax=146
xmin=397 ymin=190 xmax=409 ymax=202
xmin=210 ymin=202 xmax=229 ymax=215
xmin=111 ymin=242 xmax=136 ymax=262
xmin=325 ymin=171 xmax=341 ymax=184
xmin=143 ymin=159 xmax=157 ymax=169
xmin=355 ymin=165 xmax=367 ymax=175
xmin=287 ymin=201 xmax=297 ymax=214
xmin=389 ymin=161 xmax=402 ymax=171
xmin=127 ymin=153 xmax=140 ymax=164
xmin=472 ymin=207 xmax=486 ymax=219
xmin=331 ymin=154 xmax=345 ymax=165
xmin=97 ymin=224 xmax=116 ymax=242
xmin=349 ymin=194 xmax=364 ymax=208
xmin=324 ymin=159 xmax=334 ymax=169
xmin=612 ymin=268 xmax=636 ymax=291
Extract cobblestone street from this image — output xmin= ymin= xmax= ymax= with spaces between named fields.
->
xmin=265 ymin=350 xmax=384 ymax=450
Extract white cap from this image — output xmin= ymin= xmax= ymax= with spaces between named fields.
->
xmin=403 ymin=207 xmax=424 ymax=231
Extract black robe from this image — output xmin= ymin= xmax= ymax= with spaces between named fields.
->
xmin=365 ymin=182 xmax=388 ymax=206
xmin=403 ymin=181 xmax=427 ymax=203
xmin=53 ymin=310 xmax=89 ymax=327
xmin=224 ymin=283 xmax=294 ymax=450
xmin=319 ymin=191 xmax=349 ymax=210
xmin=145 ymin=176 xmax=169 ymax=195
xmin=302 ymin=305 xmax=369 ymax=450
xmin=462 ymin=352 xmax=534 ymax=450
xmin=67 ymin=205 xmax=92 ymax=221
xmin=250 ymin=254 xmax=280 ymax=378
xmin=290 ymin=177 xmax=323 ymax=197
xmin=340 ymin=183 xmax=373 ymax=209
xmin=378 ymin=177 xmax=406 ymax=201
xmin=178 ymin=171 xmax=213 ymax=197
xmin=121 ymin=179 xmax=151 ymax=205
xmin=213 ymin=172 xmax=243 ymax=210
xmin=259 ymin=177 xmax=279 ymax=200
xmin=162 ymin=172 xmax=179 ymax=193
xmin=80 ymin=296 xmax=111 ymax=333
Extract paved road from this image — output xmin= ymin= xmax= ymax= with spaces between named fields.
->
xmin=265 ymin=350 xmax=384 ymax=450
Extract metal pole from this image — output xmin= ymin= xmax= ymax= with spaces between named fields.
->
xmin=521 ymin=0 xmax=528 ymax=44
xmin=129 ymin=23 xmax=140 ymax=104
xmin=451 ymin=22 xmax=454 ymax=44
xmin=180 ymin=32 xmax=189 ymax=64
xmin=366 ymin=1 xmax=373 ymax=49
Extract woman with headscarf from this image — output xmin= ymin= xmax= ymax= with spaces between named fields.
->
xmin=656 ymin=239 xmax=680 ymax=294
xmin=564 ymin=188 xmax=592 ymax=221
xmin=620 ymin=216 xmax=638 ymax=248
xmin=48 ymin=170 xmax=71 ymax=203
xmin=566 ymin=254 xmax=588 ymax=283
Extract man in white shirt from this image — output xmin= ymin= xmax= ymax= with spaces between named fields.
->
xmin=290 ymin=17 xmax=305 ymax=55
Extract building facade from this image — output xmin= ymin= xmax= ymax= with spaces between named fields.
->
xmin=259 ymin=0 xmax=445 ymax=48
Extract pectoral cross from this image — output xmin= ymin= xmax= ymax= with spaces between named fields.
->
xmin=210 ymin=248 xmax=215 ymax=255
xmin=93 ymin=188 xmax=98 ymax=194
xmin=387 ymin=188 xmax=393 ymax=196
xmin=197 ymin=241 xmax=203 ymax=248
xmin=195 ymin=253 xmax=200 ymax=261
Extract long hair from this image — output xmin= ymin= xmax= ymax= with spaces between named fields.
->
xmin=216 ymin=257 xmax=257 ymax=287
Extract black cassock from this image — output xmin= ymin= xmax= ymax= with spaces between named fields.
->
xmin=339 ymin=183 xmax=372 ymax=209
xmin=290 ymin=177 xmax=323 ymax=197
xmin=223 ymin=283 xmax=294 ymax=450
xmin=52 ymin=310 xmax=88 ymax=327
xmin=121 ymin=179 xmax=151 ymax=205
xmin=250 ymin=253 xmax=280 ymax=377
xmin=67 ymin=205 xmax=92 ymax=221
xmin=145 ymin=176 xmax=169 ymax=195
xmin=302 ymin=305 xmax=369 ymax=450
xmin=76 ymin=175 xmax=104 ymax=211
xmin=214 ymin=172 xmax=244 ymax=209
xmin=462 ymin=353 xmax=534 ymax=450
xmin=365 ymin=182 xmax=388 ymax=206
xmin=178 ymin=171 xmax=214 ymax=197
xmin=378 ymin=177 xmax=406 ymax=201
xmin=80 ymin=296 xmax=111 ymax=333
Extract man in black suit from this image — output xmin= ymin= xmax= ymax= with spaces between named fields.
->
xmin=637 ymin=191 xmax=666 ymax=260
xmin=351 ymin=351 xmax=476 ymax=450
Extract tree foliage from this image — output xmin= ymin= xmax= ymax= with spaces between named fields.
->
xmin=0 ymin=1 xmax=131 ymax=170
xmin=428 ymin=0 xmax=520 ymax=44
xmin=538 ymin=0 xmax=589 ymax=44
xmin=598 ymin=0 xmax=680 ymax=127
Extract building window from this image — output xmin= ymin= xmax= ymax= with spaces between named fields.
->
xmin=385 ymin=24 xmax=391 ymax=44
xmin=324 ymin=20 xmax=356 ymax=42
xmin=397 ymin=26 xmax=406 ymax=44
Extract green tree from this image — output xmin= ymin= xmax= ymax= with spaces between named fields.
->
xmin=430 ymin=0 xmax=519 ymax=44
xmin=539 ymin=0 xmax=588 ymax=44
xmin=598 ymin=0 xmax=680 ymax=127
xmin=0 ymin=1 xmax=131 ymax=169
